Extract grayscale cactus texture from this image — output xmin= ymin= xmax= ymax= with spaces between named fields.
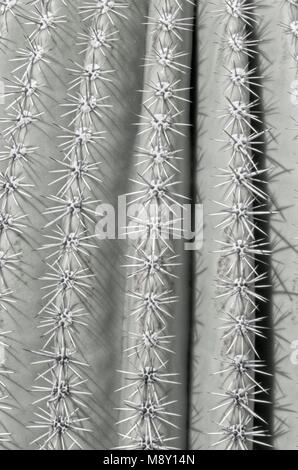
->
xmin=0 ymin=0 xmax=296 ymax=451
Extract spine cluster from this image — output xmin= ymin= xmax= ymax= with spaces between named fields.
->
xmin=0 ymin=0 xmax=19 ymax=37
xmin=117 ymin=0 xmax=193 ymax=450
xmin=282 ymin=2 xmax=298 ymax=77
xmin=210 ymin=0 xmax=272 ymax=449
xmin=29 ymin=0 xmax=128 ymax=450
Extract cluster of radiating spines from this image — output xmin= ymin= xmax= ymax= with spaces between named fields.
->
xmin=0 ymin=0 xmax=21 ymax=40
xmin=0 ymin=0 xmax=71 ymax=446
xmin=210 ymin=1 xmax=272 ymax=450
xmin=116 ymin=0 xmax=193 ymax=451
xmin=28 ymin=1 xmax=128 ymax=450
xmin=281 ymin=0 xmax=298 ymax=73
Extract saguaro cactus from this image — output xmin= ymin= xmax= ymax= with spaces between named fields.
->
xmin=0 ymin=0 xmax=298 ymax=452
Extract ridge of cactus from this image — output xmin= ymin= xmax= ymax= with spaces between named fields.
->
xmin=209 ymin=0 xmax=272 ymax=449
xmin=27 ymin=0 xmax=128 ymax=450
xmin=0 ymin=0 xmax=73 ymax=447
xmin=116 ymin=0 xmax=194 ymax=451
